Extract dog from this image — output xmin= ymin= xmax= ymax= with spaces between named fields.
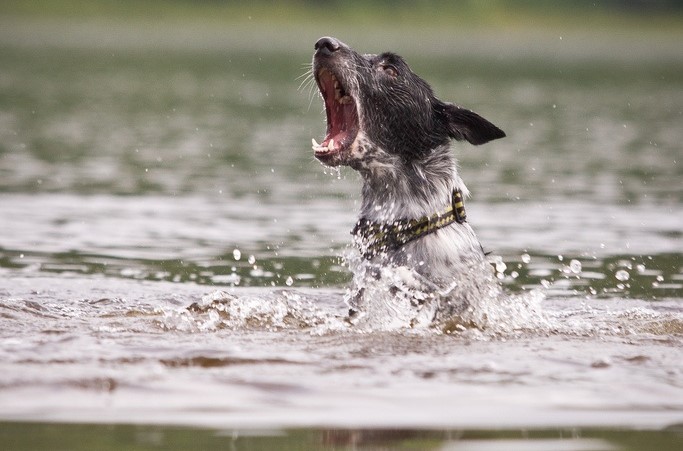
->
xmin=310 ymin=37 xmax=506 ymax=329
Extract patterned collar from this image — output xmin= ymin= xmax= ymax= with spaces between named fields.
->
xmin=352 ymin=189 xmax=467 ymax=258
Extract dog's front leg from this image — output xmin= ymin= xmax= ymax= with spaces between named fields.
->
xmin=345 ymin=262 xmax=441 ymax=328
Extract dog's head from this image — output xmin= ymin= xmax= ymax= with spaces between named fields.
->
xmin=311 ymin=37 xmax=505 ymax=170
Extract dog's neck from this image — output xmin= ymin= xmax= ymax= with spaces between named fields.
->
xmin=357 ymin=143 xmax=467 ymax=222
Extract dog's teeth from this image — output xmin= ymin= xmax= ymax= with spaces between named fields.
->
xmin=312 ymin=137 xmax=332 ymax=153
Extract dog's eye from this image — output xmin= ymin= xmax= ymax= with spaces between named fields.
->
xmin=380 ymin=64 xmax=398 ymax=78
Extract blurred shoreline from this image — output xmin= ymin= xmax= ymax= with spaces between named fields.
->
xmin=3 ymin=1 xmax=682 ymax=65
xmin=2 ymin=16 xmax=682 ymax=66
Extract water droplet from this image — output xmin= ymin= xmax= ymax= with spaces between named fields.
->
xmin=248 ymin=255 xmax=256 ymax=265
xmin=232 ymin=249 xmax=241 ymax=261
xmin=615 ymin=269 xmax=630 ymax=281
xmin=521 ymin=253 xmax=531 ymax=264
xmin=285 ymin=276 xmax=294 ymax=286
xmin=569 ymin=259 xmax=582 ymax=274
xmin=494 ymin=258 xmax=507 ymax=274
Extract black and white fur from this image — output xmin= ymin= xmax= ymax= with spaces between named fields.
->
xmin=310 ymin=37 xmax=505 ymax=328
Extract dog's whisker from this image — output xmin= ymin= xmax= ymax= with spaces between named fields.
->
xmin=296 ymin=74 xmax=314 ymax=92
xmin=296 ymin=70 xmax=314 ymax=86
xmin=295 ymin=72 xmax=320 ymax=112
xmin=295 ymin=70 xmax=313 ymax=82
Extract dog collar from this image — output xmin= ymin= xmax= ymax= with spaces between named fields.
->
xmin=352 ymin=189 xmax=467 ymax=258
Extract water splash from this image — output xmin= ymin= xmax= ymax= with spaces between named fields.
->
xmin=340 ymin=249 xmax=550 ymax=336
xmin=160 ymin=289 xmax=347 ymax=333
xmin=153 ymin=249 xmax=682 ymax=339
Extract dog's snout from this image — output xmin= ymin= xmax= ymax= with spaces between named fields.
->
xmin=315 ymin=37 xmax=341 ymax=56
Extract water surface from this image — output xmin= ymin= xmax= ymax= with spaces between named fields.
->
xmin=0 ymin=19 xmax=682 ymax=442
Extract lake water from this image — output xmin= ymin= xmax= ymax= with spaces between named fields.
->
xmin=0 ymin=19 xmax=682 ymax=450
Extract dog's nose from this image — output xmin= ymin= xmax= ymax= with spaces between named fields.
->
xmin=315 ymin=37 xmax=341 ymax=55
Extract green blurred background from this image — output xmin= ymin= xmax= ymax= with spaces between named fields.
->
xmin=2 ymin=0 xmax=683 ymax=27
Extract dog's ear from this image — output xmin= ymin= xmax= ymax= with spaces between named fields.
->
xmin=437 ymin=101 xmax=505 ymax=145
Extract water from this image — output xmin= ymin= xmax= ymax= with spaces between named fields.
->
xmin=1 ymin=19 xmax=682 ymax=447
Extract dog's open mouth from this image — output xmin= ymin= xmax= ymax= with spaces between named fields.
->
xmin=312 ymin=68 xmax=359 ymax=164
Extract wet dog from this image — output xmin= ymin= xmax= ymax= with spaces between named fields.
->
xmin=310 ymin=37 xmax=505 ymax=328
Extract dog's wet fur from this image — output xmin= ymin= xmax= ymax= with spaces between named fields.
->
xmin=310 ymin=37 xmax=506 ymax=328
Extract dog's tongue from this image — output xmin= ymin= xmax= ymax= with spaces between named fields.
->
xmin=325 ymin=102 xmax=355 ymax=149
xmin=313 ymin=87 xmax=358 ymax=154
xmin=313 ymin=68 xmax=359 ymax=158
